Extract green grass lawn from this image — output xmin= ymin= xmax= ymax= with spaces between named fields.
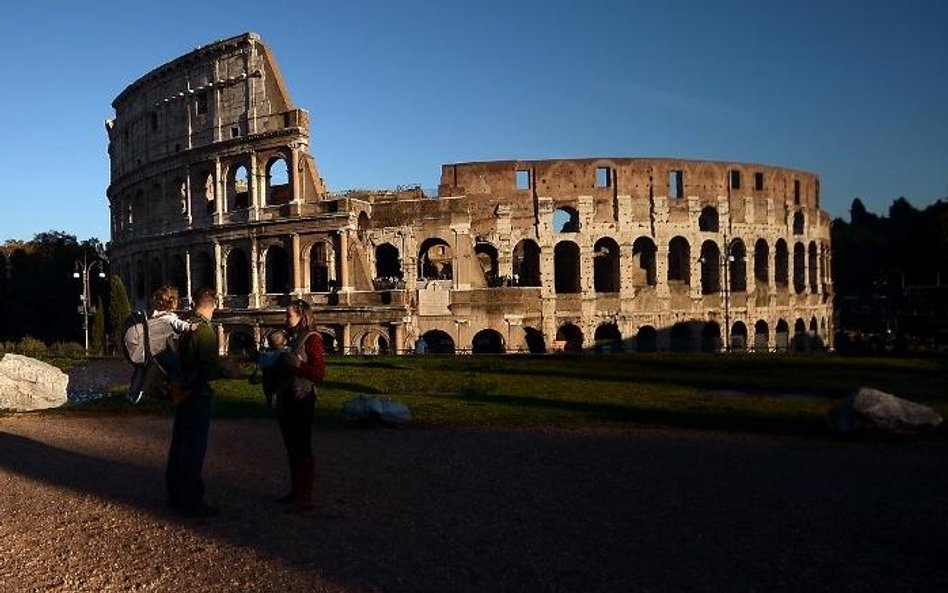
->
xmin=64 ymin=353 xmax=948 ymax=436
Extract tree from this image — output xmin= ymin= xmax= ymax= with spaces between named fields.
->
xmin=91 ymin=297 xmax=106 ymax=356
xmin=109 ymin=275 xmax=132 ymax=356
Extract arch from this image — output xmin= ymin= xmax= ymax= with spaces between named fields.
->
xmin=421 ymin=329 xmax=455 ymax=354
xmin=418 ymin=237 xmax=453 ymax=280
xmin=775 ymin=239 xmax=789 ymax=287
xmin=474 ymin=242 xmax=500 ymax=286
xmin=554 ymin=206 xmax=580 ymax=233
xmin=512 ymin=239 xmax=541 ymax=286
xmin=191 ymin=251 xmax=214 ymax=293
xmin=667 ymin=236 xmax=691 ymax=285
xmin=698 ymin=206 xmax=719 ymax=232
xmin=775 ymin=319 xmax=790 ymax=351
xmin=264 ymin=244 xmax=290 ymax=294
xmin=593 ymin=237 xmax=620 ymax=293
xmin=265 ymin=156 xmax=290 ymax=206
xmin=793 ymin=242 xmax=806 ymax=293
xmin=792 ymin=211 xmax=805 ymax=235
xmin=754 ymin=320 xmax=769 ymax=352
xmin=472 ymin=329 xmax=505 ymax=354
xmin=319 ymin=328 xmax=339 ymax=355
xmin=523 ymin=326 xmax=547 ymax=354
xmin=808 ymin=241 xmax=818 ymax=293
xmin=169 ymin=255 xmax=187 ymax=298
xmin=554 ymin=241 xmax=581 ymax=294
xmin=792 ymin=318 xmax=808 ymax=351
xmin=226 ymin=325 xmax=255 ymax=356
xmin=357 ymin=212 xmax=371 ymax=241
xmin=227 ymin=163 xmax=250 ymax=211
xmin=730 ymin=321 xmax=748 ymax=351
xmin=635 ymin=325 xmax=658 ymax=353
xmin=728 ymin=239 xmax=747 ymax=293
xmin=309 ymin=241 xmax=333 ymax=292
xmin=594 ymin=323 xmax=623 ymax=353
xmin=375 ymin=243 xmax=402 ymax=282
xmin=359 ymin=330 xmax=390 ymax=355
xmin=148 ymin=257 xmax=163 ymax=295
xmin=199 ymin=170 xmax=215 ymax=216
xmin=631 ymin=237 xmax=657 ymax=287
xmin=226 ymin=248 xmax=250 ymax=296
xmin=134 ymin=259 xmax=145 ymax=300
xmin=670 ymin=322 xmax=692 ymax=352
xmin=700 ymin=240 xmax=721 ymax=294
xmin=754 ymin=239 xmax=769 ymax=285
xmin=556 ymin=323 xmax=584 ymax=352
xmin=702 ymin=321 xmax=722 ymax=352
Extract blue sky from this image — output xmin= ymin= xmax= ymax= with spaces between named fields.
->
xmin=1 ymin=0 xmax=945 ymax=242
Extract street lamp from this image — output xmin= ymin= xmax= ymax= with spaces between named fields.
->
xmin=699 ymin=236 xmax=744 ymax=352
xmin=73 ymin=252 xmax=107 ymax=353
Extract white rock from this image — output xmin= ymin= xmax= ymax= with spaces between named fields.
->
xmin=828 ymin=386 xmax=943 ymax=435
xmin=0 ymin=354 xmax=69 ymax=411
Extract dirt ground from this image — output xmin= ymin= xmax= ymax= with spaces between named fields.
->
xmin=1 ymin=362 xmax=947 ymax=592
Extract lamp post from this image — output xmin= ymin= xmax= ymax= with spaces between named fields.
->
xmin=73 ymin=252 xmax=106 ymax=353
xmin=700 ymin=236 xmax=743 ymax=352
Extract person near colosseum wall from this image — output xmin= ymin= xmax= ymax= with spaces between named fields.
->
xmin=273 ymin=298 xmax=325 ymax=512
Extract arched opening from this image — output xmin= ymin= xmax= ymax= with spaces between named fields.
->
xmin=374 ymin=243 xmax=402 ymax=285
xmin=266 ymin=156 xmax=290 ymax=205
xmin=227 ymin=325 xmax=255 ymax=356
xmin=227 ymin=164 xmax=250 ymax=211
xmin=524 ymin=327 xmax=547 ymax=354
xmin=319 ymin=329 xmax=338 ymax=355
xmin=134 ymin=259 xmax=145 ymax=300
xmin=201 ymin=171 xmax=215 ymax=216
xmin=474 ymin=242 xmax=500 ymax=286
xmin=554 ymin=241 xmax=581 ymax=294
xmin=698 ymin=206 xmax=719 ymax=232
xmin=702 ymin=321 xmax=722 ymax=352
xmin=309 ymin=241 xmax=333 ymax=293
xmin=359 ymin=331 xmax=389 ymax=355
xmin=472 ymin=329 xmax=505 ymax=354
xmin=754 ymin=320 xmax=769 ymax=352
xmin=418 ymin=238 xmax=453 ymax=280
xmin=808 ymin=242 xmax=818 ymax=293
xmin=792 ymin=318 xmax=808 ymax=351
xmin=728 ymin=240 xmax=747 ymax=292
xmin=730 ymin=321 xmax=748 ymax=351
xmin=357 ymin=212 xmax=371 ymax=242
xmin=700 ymin=240 xmax=721 ymax=294
xmin=667 ymin=236 xmax=691 ymax=285
xmin=556 ymin=323 xmax=584 ymax=353
xmin=594 ymin=323 xmax=623 ymax=353
xmin=191 ymin=251 xmax=214 ymax=293
xmin=169 ymin=255 xmax=187 ymax=299
xmin=792 ymin=211 xmax=804 ymax=235
xmin=754 ymin=239 xmax=769 ymax=286
xmin=226 ymin=248 xmax=250 ymax=296
xmin=635 ymin=326 xmax=658 ymax=353
xmin=793 ymin=242 xmax=806 ymax=293
xmin=670 ymin=322 xmax=692 ymax=352
xmin=422 ymin=329 xmax=455 ymax=354
xmin=775 ymin=319 xmax=790 ymax=351
xmin=265 ymin=245 xmax=290 ymax=294
xmin=554 ymin=206 xmax=580 ymax=233
xmin=631 ymin=237 xmax=657 ymax=287
xmin=775 ymin=240 xmax=789 ymax=287
xmin=512 ymin=239 xmax=541 ymax=287
xmin=148 ymin=258 xmax=163 ymax=295
xmin=593 ymin=237 xmax=620 ymax=293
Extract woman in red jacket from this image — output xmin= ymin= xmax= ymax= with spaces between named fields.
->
xmin=275 ymin=299 xmax=326 ymax=512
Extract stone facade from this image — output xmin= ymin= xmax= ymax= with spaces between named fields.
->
xmin=106 ymin=33 xmax=833 ymax=354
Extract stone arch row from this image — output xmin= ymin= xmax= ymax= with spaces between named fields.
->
xmin=112 ymin=153 xmax=292 ymax=237
xmin=558 ymin=204 xmax=813 ymax=236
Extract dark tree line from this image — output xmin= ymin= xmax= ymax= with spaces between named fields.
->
xmin=0 ymin=231 xmax=116 ymax=346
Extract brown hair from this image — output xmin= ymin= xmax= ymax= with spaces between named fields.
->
xmin=192 ymin=286 xmax=217 ymax=308
xmin=152 ymin=285 xmax=180 ymax=312
xmin=288 ymin=298 xmax=315 ymax=334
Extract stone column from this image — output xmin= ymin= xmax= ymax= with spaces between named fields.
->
xmin=213 ymin=241 xmax=224 ymax=307
xmin=250 ymin=237 xmax=260 ymax=309
xmin=291 ymin=233 xmax=302 ymax=296
xmin=341 ymin=324 xmax=351 ymax=355
xmin=338 ymin=230 xmax=350 ymax=292
xmin=393 ymin=322 xmax=405 ymax=355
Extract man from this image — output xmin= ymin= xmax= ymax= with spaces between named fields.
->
xmin=166 ymin=286 xmax=236 ymax=517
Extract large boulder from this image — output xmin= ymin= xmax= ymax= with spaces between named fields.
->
xmin=828 ymin=387 xmax=943 ymax=436
xmin=0 ymin=354 xmax=69 ymax=411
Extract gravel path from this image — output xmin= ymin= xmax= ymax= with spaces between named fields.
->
xmin=2 ymin=411 xmax=947 ymax=593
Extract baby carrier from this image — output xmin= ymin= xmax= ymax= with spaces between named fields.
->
xmin=121 ymin=310 xmax=181 ymax=404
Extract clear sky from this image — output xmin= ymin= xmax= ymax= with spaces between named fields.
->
xmin=1 ymin=0 xmax=945 ymax=243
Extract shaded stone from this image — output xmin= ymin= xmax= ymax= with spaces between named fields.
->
xmin=828 ymin=386 xmax=942 ymax=435
xmin=0 ymin=354 xmax=69 ymax=411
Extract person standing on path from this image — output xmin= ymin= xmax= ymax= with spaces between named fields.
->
xmin=273 ymin=298 xmax=325 ymax=512
xmin=166 ymin=286 xmax=236 ymax=517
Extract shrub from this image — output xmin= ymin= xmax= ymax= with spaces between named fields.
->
xmin=48 ymin=341 xmax=86 ymax=358
xmin=17 ymin=335 xmax=47 ymax=356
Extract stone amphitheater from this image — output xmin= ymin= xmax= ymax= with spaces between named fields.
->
xmin=106 ymin=33 xmax=833 ymax=355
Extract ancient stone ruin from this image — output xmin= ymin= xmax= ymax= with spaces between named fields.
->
xmin=106 ymin=33 xmax=833 ymax=354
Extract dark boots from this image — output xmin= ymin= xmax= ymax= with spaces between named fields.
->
xmin=278 ymin=455 xmax=314 ymax=512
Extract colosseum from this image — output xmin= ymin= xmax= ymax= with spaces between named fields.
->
xmin=106 ymin=33 xmax=833 ymax=355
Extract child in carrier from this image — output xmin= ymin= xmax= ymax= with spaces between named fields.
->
xmin=126 ymin=286 xmax=197 ymax=404
xmin=253 ymin=328 xmax=299 ymax=408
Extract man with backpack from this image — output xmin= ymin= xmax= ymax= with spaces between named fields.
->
xmin=166 ymin=286 xmax=237 ymax=518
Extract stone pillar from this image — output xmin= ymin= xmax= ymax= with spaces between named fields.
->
xmin=291 ymin=233 xmax=302 ymax=296
xmin=213 ymin=241 xmax=223 ymax=307
xmin=184 ymin=250 xmax=193 ymax=308
xmin=341 ymin=323 xmax=351 ymax=355
xmin=249 ymin=152 xmax=260 ymax=221
xmin=250 ymin=237 xmax=260 ymax=309
xmin=214 ymin=159 xmax=224 ymax=223
xmin=339 ymin=231 xmax=350 ymax=291
xmin=393 ymin=322 xmax=405 ymax=355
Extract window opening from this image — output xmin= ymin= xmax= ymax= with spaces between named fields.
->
xmin=669 ymin=170 xmax=683 ymax=199
xmin=754 ymin=172 xmax=764 ymax=191
xmin=515 ymin=169 xmax=531 ymax=191
xmin=729 ymin=170 xmax=741 ymax=190
xmin=596 ymin=166 xmax=611 ymax=188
